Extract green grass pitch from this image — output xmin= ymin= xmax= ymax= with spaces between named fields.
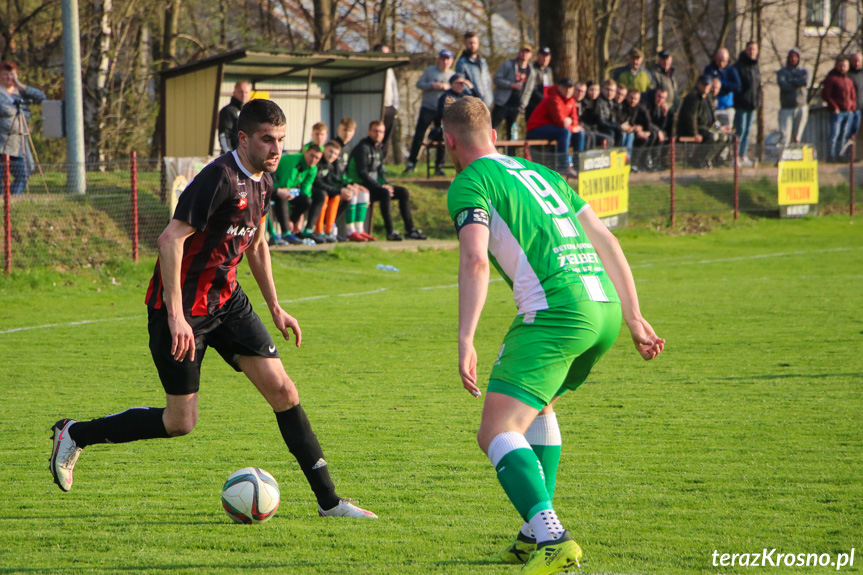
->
xmin=0 ymin=216 xmax=861 ymax=574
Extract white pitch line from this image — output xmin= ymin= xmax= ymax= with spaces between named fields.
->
xmin=0 ymin=248 xmax=856 ymax=336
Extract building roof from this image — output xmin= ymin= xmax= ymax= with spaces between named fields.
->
xmin=160 ymin=48 xmax=411 ymax=85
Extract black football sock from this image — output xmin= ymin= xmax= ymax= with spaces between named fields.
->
xmin=69 ymin=407 xmax=170 ymax=448
xmin=275 ymin=404 xmax=340 ymax=510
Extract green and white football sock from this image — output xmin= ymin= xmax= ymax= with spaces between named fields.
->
xmin=354 ymin=190 xmax=369 ymax=233
xmin=488 ymin=432 xmax=554 ymax=532
xmin=520 ymin=412 xmax=563 ymax=538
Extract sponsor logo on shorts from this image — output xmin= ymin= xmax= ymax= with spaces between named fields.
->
xmin=268 ymin=344 xmax=276 ymax=353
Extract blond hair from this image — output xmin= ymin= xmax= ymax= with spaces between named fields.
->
xmin=339 ymin=117 xmax=356 ymax=130
xmin=442 ymin=96 xmax=492 ymax=146
xmin=311 ymin=121 xmax=328 ymax=133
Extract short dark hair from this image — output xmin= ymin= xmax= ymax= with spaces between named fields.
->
xmin=464 ymin=31 xmax=477 ymax=40
xmin=305 ymin=143 xmax=322 ymax=153
xmin=1 ymin=61 xmax=18 ymax=73
xmin=369 ymin=119 xmax=385 ymax=130
xmin=237 ymin=99 xmax=285 ymax=136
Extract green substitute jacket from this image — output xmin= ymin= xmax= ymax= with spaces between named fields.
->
xmin=273 ymin=153 xmax=317 ymax=197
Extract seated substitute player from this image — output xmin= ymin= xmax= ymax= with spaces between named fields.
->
xmin=303 ymin=121 xmax=328 ymax=151
xmin=442 ymin=96 xmax=664 ymax=574
xmin=272 ymin=144 xmax=323 ymax=243
xmin=48 ymin=99 xmax=377 ymax=519
xmin=310 ymin=140 xmax=371 ymax=242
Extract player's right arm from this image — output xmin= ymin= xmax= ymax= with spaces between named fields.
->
xmin=157 ymin=219 xmax=197 ymax=362
xmin=577 ymin=205 xmax=665 ymax=360
xmin=457 ymin=222 xmax=490 ymax=397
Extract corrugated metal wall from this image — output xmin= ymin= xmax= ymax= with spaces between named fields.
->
xmin=165 ymin=67 xmax=219 ymax=157
xmin=332 ymin=72 xmax=386 ymax=146
xmin=218 ymin=76 xmax=332 ymax=153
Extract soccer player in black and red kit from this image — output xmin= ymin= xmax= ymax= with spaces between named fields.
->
xmin=48 ymin=99 xmax=376 ymax=519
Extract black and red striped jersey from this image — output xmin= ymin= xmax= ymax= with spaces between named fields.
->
xmin=145 ymin=151 xmax=272 ymax=316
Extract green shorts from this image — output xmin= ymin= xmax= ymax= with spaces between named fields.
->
xmin=487 ymin=301 xmax=623 ymax=410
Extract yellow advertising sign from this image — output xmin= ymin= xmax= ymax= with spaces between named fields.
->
xmin=778 ymin=145 xmax=818 ymax=206
xmin=578 ymin=149 xmax=630 ymax=218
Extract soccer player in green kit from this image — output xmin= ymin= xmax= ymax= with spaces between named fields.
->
xmin=443 ymin=96 xmax=665 ymax=574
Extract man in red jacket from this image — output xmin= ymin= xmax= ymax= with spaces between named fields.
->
xmin=823 ymin=56 xmax=857 ymax=162
xmin=525 ymin=77 xmax=584 ymax=177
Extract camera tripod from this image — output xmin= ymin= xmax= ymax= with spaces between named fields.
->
xmin=2 ymin=101 xmax=48 ymax=194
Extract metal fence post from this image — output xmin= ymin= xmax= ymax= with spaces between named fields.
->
xmin=131 ymin=151 xmax=139 ymax=263
xmin=670 ymin=139 xmax=676 ymax=227
xmin=733 ymin=135 xmax=739 ymax=220
xmin=4 ymin=155 xmax=10 ymax=274
xmin=850 ymin=141 xmax=855 ymax=217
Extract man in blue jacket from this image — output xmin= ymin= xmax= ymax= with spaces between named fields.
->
xmin=704 ymin=48 xmax=740 ymax=131
xmin=456 ymin=31 xmax=493 ymax=108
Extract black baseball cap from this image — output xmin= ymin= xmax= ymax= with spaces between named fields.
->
xmin=539 ymin=47 xmax=551 ymax=55
xmin=697 ymin=74 xmax=711 ymax=85
xmin=558 ymin=77 xmax=575 ymax=87
xmin=658 ymin=50 xmax=671 ymax=59
xmin=449 ymin=73 xmax=466 ymax=83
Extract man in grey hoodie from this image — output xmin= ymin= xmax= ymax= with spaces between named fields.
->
xmin=404 ymin=49 xmax=454 ymax=175
xmin=777 ymin=48 xmax=810 ymax=155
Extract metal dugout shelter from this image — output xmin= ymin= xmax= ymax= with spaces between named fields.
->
xmin=159 ymin=48 xmax=410 ymax=157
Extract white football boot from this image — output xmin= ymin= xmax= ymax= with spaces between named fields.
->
xmin=50 ymin=419 xmax=82 ymax=492
xmin=318 ymin=498 xmax=378 ymax=518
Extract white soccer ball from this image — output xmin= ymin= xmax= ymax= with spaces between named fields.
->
xmin=221 ymin=467 xmax=280 ymax=524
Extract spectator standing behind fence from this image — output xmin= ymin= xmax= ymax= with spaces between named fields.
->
xmin=526 ymin=47 xmax=554 ymax=122
xmin=679 ymin=75 xmax=730 ymax=167
xmin=491 ymin=45 xmax=538 ymax=141
xmin=218 ymin=81 xmax=251 ymax=154
xmin=612 ymin=49 xmax=652 ymax=93
xmin=777 ymin=48 xmax=809 ymax=157
xmin=404 ymin=50 xmax=454 ymax=175
xmin=733 ymin=42 xmax=761 ymax=166
xmin=846 ymin=53 xmax=863 ymax=150
xmin=374 ymin=44 xmax=400 ymax=160
xmin=704 ymin=48 xmax=741 ymax=130
xmin=0 ymin=60 xmax=45 ymax=195
xmin=456 ymin=32 xmax=493 ymax=108
xmin=525 ymin=77 xmax=583 ymax=177
xmin=348 ymin=120 xmax=427 ymax=241
xmin=822 ymin=56 xmax=857 ymax=163
xmin=650 ymin=51 xmax=679 ymax=112
xmin=642 ymin=87 xmax=673 ymax=168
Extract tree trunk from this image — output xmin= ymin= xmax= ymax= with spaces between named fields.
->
xmin=162 ymin=0 xmax=180 ymax=70
xmin=313 ymin=0 xmax=334 ymax=50
xmin=596 ymin=0 xmax=622 ymax=81
xmin=83 ymin=0 xmax=111 ymax=163
xmin=651 ymin=0 xmax=665 ymax=54
xmin=516 ymin=0 xmax=527 ymax=47
xmin=639 ymin=0 xmax=647 ymax=53
xmin=480 ymin=0 xmax=496 ymax=58
xmin=538 ymin=0 xmax=579 ymax=79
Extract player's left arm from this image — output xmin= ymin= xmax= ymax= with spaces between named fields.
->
xmin=577 ymin=205 xmax=664 ymax=360
xmin=457 ymin=222 xmax=490 ymax=397
xmin=246 ymin=217 xmax=302 ymax=347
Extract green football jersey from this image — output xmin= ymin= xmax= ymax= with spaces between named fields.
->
xmin=447 ymin=153 xmax=619 ymax=313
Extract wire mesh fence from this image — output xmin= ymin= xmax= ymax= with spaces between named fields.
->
xmin=1 ymin=147 xmax=860 ymax=273
xmin=2 ymin=156 xmax=167 ymax=272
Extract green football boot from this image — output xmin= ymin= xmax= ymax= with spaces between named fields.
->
xmin=501 ymin=531 xmax=537 ymax=564
xmin=520 ymin=530 xmax=582 ymax=575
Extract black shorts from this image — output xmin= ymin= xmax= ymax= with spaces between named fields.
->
xmin=148 ymin=285 xmax=279 ymax=395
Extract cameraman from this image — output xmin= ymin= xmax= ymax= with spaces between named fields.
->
xmin=0 ymin=61 xmax=45 ymax=195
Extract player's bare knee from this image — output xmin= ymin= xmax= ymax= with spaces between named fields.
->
xmin=264 ymin=375 xmax=299 ymax=411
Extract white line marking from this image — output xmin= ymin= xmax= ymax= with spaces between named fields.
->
xmin=0 ymin=248 xmax=856 ymax=335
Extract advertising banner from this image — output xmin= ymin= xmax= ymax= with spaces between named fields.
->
xmin=577 ymin=148 xmax=630 ymax=228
